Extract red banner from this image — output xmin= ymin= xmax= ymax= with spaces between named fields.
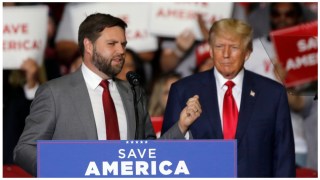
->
xmin=270 ymin=21 xmax=318 ymax=87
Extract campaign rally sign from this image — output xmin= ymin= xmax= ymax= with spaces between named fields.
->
xmin=149 ymin=2 xmax=233 ymax=40
xmin=271 ymin=21 xmax=318 ymax=87
xmin=68 ymin=3 xmax=157 ymax=52
xmin=38 ymin=140 xmax=237 ymax=177
xmin=3 ymin=5 xmax=48 ymax=69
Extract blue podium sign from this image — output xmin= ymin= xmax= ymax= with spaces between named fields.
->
xmin=37 ymin=140 xmax=237 ymax=177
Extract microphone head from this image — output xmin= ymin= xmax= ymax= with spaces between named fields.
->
xmin=126 ymin=71 xmax=141 ymax=86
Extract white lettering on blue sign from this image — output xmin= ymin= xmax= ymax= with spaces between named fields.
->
xmin=85 ymin=148 xmax=189 ymax=176
xmin=85 ymin=160 xmax=189 ymax=176
xmin=118 ymin=148 xmax=157 ymax=159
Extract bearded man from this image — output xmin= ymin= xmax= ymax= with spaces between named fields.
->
xmin=14 ymin=13 xmax=201 ymax=177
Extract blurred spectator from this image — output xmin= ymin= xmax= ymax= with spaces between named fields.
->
xmin=245 ymin=2 xmax=318 ymax=168
xmin=136 ymin=50 xmax=157 ymax=86
xmin=117 ymin=48 xmax=146 ymax=86
xmin=194 ymin=42 xmax=214 ymax=73
xmin=196 ymin=58 xmax=214 ymax=73
xmin=237 ymin=2 xmax=261 ymax=18
xmin=55 ymin=3 xmax=81 ymax=75
xmin=159 ymin=29 xmax=197 ymax=78
xmin=302 ymin=96 xmax=318 ymax=171
xmin=231 ymin=2 xmax=248 ymax=22
xmin=248 ymin=3 xmax=317 ymax=38
xmin=44 ymin=9 xmax=62 ymax=80
xmin=3 ymin=59 xmax=45 ymax=165
xmin=148 ymin=73 xmax=181 ymax=116
xmin=69 ymin=55 xmax=82 ymax=73
xmin=159 ymin=12 xmax=212 ymax=78
xmin=303 ymin=2 xmax=318 ymax=14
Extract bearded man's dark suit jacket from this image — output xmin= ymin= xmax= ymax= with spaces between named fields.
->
xmin=161 ymin=68 xmax=295 ymax=177
xmin=14 ymin=67 xmax=184 ymax=177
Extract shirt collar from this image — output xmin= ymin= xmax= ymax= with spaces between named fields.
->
xmin=81 ymin=63 xmax=114 ymax=90
xmin=214 ymin=67 xmax=244 ymax=91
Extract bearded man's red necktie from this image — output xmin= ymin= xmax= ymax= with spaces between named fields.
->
xmin=100 ymin=80 xmax=120 ymax=140
xmin=223 ymin=80 xmax=238 ymax=139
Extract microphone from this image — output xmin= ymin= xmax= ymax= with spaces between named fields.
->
xmin=126 ymin=71 xmax=144 ymax=139
xmin=126 ymin=71 xmax=141 ymax=86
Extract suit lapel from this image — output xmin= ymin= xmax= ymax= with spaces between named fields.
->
xmin=68 ymin=69 xmax=98 ymax=139
xmin=114 ymin=80 xmax=136 ymax=139
xmin=206 ymin=70 xmax=223 ymax=139
xmin=191 ymin=70 xmax=223 ymax=139
xmin=235 ymin=70 xmax=258 ymax=143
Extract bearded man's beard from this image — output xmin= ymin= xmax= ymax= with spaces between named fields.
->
xmin=92 ymin=46 xmax=124 ymax=77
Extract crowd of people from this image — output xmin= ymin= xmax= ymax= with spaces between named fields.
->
xmin=3 ymin=2 xmax=318 ymax=177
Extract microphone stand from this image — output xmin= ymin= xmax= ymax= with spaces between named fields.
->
xmin=131 ymin=85 xmax=141 ymax=139
xmin=127 ymin=72 xmax=145 ymax=140
xmin=130 ymin=85 xmax=144 ymax=140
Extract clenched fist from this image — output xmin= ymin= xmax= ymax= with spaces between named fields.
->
xmin=178 ymin=95 xmax=202 ymax=134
